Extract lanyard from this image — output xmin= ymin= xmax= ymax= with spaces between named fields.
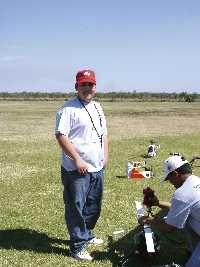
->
xmin=78 ymin=97 xmax=103 ymax=148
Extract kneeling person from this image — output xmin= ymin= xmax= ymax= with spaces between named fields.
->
xmin=139 ymin=155 xmax=200 ymax=267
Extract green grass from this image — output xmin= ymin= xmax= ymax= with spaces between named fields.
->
xmin=0 ymin=100 xmax=200 ymax=266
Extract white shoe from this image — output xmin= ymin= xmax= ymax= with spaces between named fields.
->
xmin=88 ymin=237 xmax=104 ymax=246
xmin=70 ymin=249 xmax=93 ymax=261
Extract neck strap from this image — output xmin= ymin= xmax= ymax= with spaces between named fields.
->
xmin=78 ymin=97 xmax=103 ymax=147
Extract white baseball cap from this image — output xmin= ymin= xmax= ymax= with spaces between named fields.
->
xmin=161 ymin=155 xmax=188 ymax=182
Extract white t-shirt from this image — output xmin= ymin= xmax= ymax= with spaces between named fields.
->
xmin=166 ymin=175 xmax=200 ymax=236
xmin=55 ymin=97 xmax=107 ymax=172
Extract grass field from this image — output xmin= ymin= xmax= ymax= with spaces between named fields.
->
xmin=0 ymin=100 xmax=200 ymax=267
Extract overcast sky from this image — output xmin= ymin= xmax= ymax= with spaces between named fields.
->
xmin=1 ymin=0 xmax=200 ymax=93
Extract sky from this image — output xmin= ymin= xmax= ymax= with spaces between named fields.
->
xmin=0 ymin=0 xmax=200 ymax=93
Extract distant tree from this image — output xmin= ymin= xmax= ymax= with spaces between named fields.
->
xmin=185 ymin=94 xmax=195 ymax=103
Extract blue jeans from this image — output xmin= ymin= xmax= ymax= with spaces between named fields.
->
xmin=61 ymin=166 xmax=104 ymax=253
xmin=185 ymin=225 xmax=200 ymax=267
xmin=185 ymin=242 xmax=200 ymax=267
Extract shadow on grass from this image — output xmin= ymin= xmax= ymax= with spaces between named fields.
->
xmin=92 ymin=209 xmax=188 ymax=267
xmin=116 ymin=175 xmax=127 ymax=179
xmin=0 ymin=211 xmax=189 ymax=267
xmin=91 ymin=224 xmax=151 ymax=267
xmin=0 ymin=228 xmax=70 ymax=256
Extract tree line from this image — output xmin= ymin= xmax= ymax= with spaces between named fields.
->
xmin=0 ymin=91 xmax=199 ymax=102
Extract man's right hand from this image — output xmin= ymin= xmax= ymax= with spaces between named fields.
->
xmin=75 ymin=158 xmax=89 ymax=174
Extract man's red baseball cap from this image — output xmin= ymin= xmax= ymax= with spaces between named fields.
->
xmin=76 ymin=69 xmax=96 ymax=86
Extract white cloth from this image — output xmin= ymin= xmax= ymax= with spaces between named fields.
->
xmin=166 ymin=175 xmax=200 ymax=236
xmin=55 ymin=97 xmax=107 ymax=172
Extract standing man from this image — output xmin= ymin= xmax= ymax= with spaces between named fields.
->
xmin=139 ymin=155 xmax=200 ymax=267
xmin=55 ymin=69 xmax=108 ymax=261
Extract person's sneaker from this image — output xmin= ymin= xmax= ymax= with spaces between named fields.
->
xmin=88 ymin=237 xmax=104 ymax=246
xmin=70 ymin=249 xmax=93 ymax=261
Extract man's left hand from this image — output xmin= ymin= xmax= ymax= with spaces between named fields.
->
xmin=138 ymin=216 xmax=154 ymax=225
